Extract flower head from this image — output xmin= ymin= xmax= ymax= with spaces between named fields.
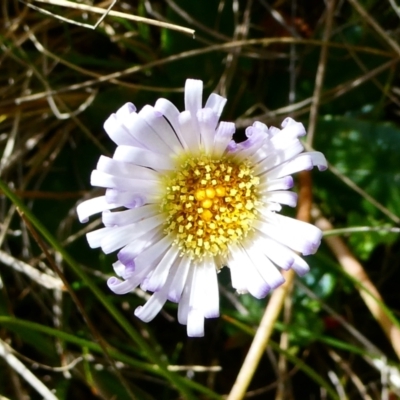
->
xmin=77 ymin=79 xmax=327 ymax=337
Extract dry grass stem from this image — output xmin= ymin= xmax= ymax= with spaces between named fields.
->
xmin=32 ymin=0 xmax=195 ymax=35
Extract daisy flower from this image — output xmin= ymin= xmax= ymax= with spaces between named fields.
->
xmin=77 ymin=79 xmax=327 ymax=337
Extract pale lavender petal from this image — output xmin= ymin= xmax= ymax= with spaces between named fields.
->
xmin=268 ymin=126 xmax=281 ymax=136
xmin=254 ymin=214 xmax=322 ymax=256
xmin=142 ymin=245 xmax=180 ymax=292
xmin=197 ymin=108 xmax=219 ymax=153
xmin=187 ymin=265 xmax=206 ymax=337
xmin=115 ymin=102 xmax=136 ymax=119
xmin=254 ymin=141 xmax=304 ymax=175
xmin=257 ymin=176 xmax=294 ymax=192
xmin=168 ymin=256 xmax=191 ymax=303
xmin=178 ymin=110 xmax=201 ymax=152
xmin=154 ymin=98 xmax=187 ymax=149
xmin=112 ymin=261 xmax=135 ymax=279
xmin=252 ymin=121 xmax=270 ymax=134
xmin=104 ymin=113 xmax=142 ymax=147
xmin=134 ymin=290 xmax=169 ymax=322
xmin=203 ymin=259 xmax=219 ymax=318
xmin=112 ymin=261 xmax=125 ymax=277
xmin=113 ymin=145 xmax=174 ymax=170
xmin=86 ymin=227 xmax=112 ymax=249
xmin=102 ymin=204 xmax=158 ymax=227
xmin=244 ymin=244 xmax=285 ymax=289
xmin=107 ymin=276 xmax=138 ymax=294
xmin=101 ymin=214 xmax=165 ymax=254
xmin=205 ymin=93 xmax=227 ymax=117
xmin=187 ymin=309 xmax=205 ymax=337
xmin=184 ymin=79 xmax=203 ymax=116
xmin=229 ymin=244 xmax=270 ymax=298
xmin=260 ymin=191 xmax=298 ymax=208
xmin=280 ymin=117 xmax=306 ymax=135
xmin=77 ymin=196 xmax=120 ymax=223
xmin=139 ymin=105 xmax=183 ymax=154
xmin=96 ymin=156 xmax=160 ymax=181
xmin=117 ymin=228 xmax=162 ymax=267
xmin=177 ymin=266 xmax=195 ymax=325
xmin=213 ymin=121 xmax=235 ymax=156
xmin=307 ymin=151 xmax=328 ymax=171
xmin=105 ymin=189 xmax=147 ymax=208
xmin=267 ymin=154 xmax=314 ymax=180
xmin=134 ymin=235 xmax=173 ymax=271
xmin=253 ymin=236 xmax=294 ymax=270
xmin=90 ymin=170 xmax=161 ymax=196
xmin=228 ymin=253 xmax=248 ymax=294
xmin=290 ymin=253 xmax=311 ymax=276
xmin=123 ymin=112 xmax=173 ymax=155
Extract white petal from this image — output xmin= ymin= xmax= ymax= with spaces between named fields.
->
xmin=229 ymin=245 xmax=271 ymax=299
xmin=139 ymin=105 xmax=183 ymax=154
xmin=97 ymin=156 xmax=160 ymax=181
xmin=104 ymin=114 xmax=142 ymax=147
xmin=77 ymin=196 xmax=120 ymax=223
xmin=113 ymin=145 xmax=174 ymax=170
xmin=235 ymin=142 xmax=268 ymax=164
xmin=280 ymin=118 xmax=306 ymax=135
xmin=307 ymin=151 xmax=328 ymax=171
xmin=178 ymin=110 xmax=201 ymax=152
xmin=291 ymin=253 xmax=310 ymax=276
xmin=177 ymin=266 xmax=194 ymax=325
xmin=213 ymin=122 xmax=235 ymax=156
xmin=134 ymin=289 xmax=169 ymax=322
xmin=105 ymin=189 xmax=148 ymax=208
xmin=134 ymin=235 xmax=173 ymax=271
xmin=266 ymin=154 xmax=314 ymax=180
xmin=167 ymin=256 xmax=191 ymax=302
xmin=90 ymin=170 xmax=161 ymax=196
xmin=184 ymin=79 xmax=203 ymax=116
xmin=203 ymin=259 xmax=219 ymax=318
xmin=254 ymin=214 xmax=322 ymax=256
xmin=123 ymin=112 xmax=174 ymax=155
xmin=102 ymin=204 xmax=158 ymax=227
xmin=154 ymin=98 xmax=187 ymax=150
xmin=254 ymin=140 xmax=304 ymax=175
xmin=107 ymin=276 xmax=138 ymax=294
xmin=142 ymin=245 xmax=180 ymax=292
xmin=205 ymin=93 xmax=227 ymax=117
xmin=258 ymin=176 xmax=294 ymax=192
xmin=117 ymin=228 xmax=162 ymax=267
xmin=115 ymin=102 xmax=136 ymax=118
xmin=86 ymin=227 xmax=112 ymax=248
xmin=197 ymin=108 xmax=218 ymax=153
xmin=187 ymin=265 xmax=206 ymax=337
xmin=112 ymin=261 xmax=125 ymax=277
xmin=253 ymin=236 xmax=294 ymax=270
xmin=260 ymin=191 xmax=298 ymax=207
xmin=101 ymin=214 xmax=164 ymax=254
xmin=244 ymin=243 xmax=285 ymax=289
xmin=228 ymin=254 xmax=248 ymax=294
xmin=187 ymin=309 xmax=204 ymax=337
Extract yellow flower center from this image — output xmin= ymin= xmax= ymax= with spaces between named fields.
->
xmin=161 ymin=155 xmax=260 ymax=260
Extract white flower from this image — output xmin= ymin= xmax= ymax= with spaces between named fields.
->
xmin=77 ymin=79 xmax=327 ymax=337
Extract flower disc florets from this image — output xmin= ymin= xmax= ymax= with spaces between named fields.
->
xmin=161 ymin=154 xmax=260 ymax=260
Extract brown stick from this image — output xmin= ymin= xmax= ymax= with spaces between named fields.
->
xmin=314 ymin=210 xmax=400 ymax=360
